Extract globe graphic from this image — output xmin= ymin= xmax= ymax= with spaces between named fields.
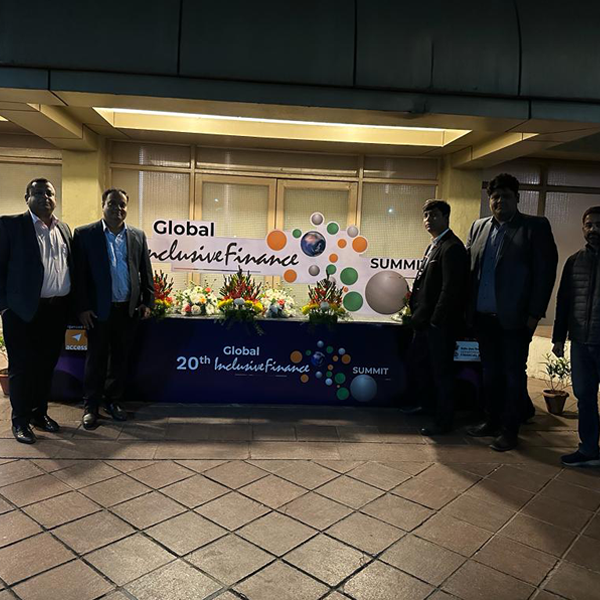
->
xmin=311 ymin=351 xmax=326 ymax=367
xmin=300 ymin=231 xmax=326 ymax=257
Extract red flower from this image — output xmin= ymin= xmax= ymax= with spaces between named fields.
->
xmin=184 ymin=305 xmax=192 ymax=313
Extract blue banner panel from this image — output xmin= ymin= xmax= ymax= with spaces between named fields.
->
xmin=54 ymin=317 xmax=413 ymax=406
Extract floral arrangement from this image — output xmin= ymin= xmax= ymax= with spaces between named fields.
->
xmin=151 ymin=271 xmax=174 ymax=320
xmin=302 ymin=275 xmax=348 ymax=327
xmin=174 ymin=284 xmax=218 ymax=316
xmin=392 ymin=290 xmax=412 ymax=325
xmin=217 ymin=268 xmax=264 ymax=331
xmin=260 ymin=286 xmax=296 ymax=318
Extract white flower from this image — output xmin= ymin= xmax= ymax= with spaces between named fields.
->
xmin=234 ymin=298 xmax=245 ymax=306
xmin=191 ymin=305 xmax=201 ymax=315
xmin=180 ymin=307 xmax=188 ymax=315
xmin=320 ymin=302 xmax=330 ymax=311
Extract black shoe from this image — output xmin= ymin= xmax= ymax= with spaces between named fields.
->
xmin=420 ymin=424 xmax=453 ymax=437
xmin=82 ymin=409 xmax=99 ymax=430
xmin=12 ymin=425 xmax=36 ymax=444
xmin=521 ymin=407 xmax=536 ymax=424
xmin=561 ymin=450 xmax=600 ymax=467
xmin=491 ymin=434 xmax=518 ymax=452
xmin=105 ymin=402 xmax=127 ymax=421
xmin=31 ymin=415 xmax=60 ymax=433
xmin=399 ymin=405 xmax=426 ymax=415
xmin=466 ymin=422 xmax=500 ymax=437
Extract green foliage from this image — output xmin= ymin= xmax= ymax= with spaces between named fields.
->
xmin=0 ymin=334 xmax=6 ymax=360
xmin=542 ymin=353 xmax=571 ymax=393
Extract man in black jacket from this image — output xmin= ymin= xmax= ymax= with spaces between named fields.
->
xmin=73 ymin=188 xmax=154 ymax=429
xmin=408 ymin=199 xmax=468 ymax=436
xmin=553 ymin=206 xmax=600 ymax=467
xmin=0 ymin=179 xmax=72 ymax=444
xmin=466 ymin=173 xmax=558 ymax=451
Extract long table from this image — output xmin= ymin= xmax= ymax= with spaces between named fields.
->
xmin=53 ymin=316 xmax=415 ymax=406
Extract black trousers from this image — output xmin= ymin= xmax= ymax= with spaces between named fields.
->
xmin=83 ymin=304 xmax=139 ymax=410
xmin=475 ymin=313 xmax=535 ymax=436
xmin=2 ymin=298 xmax=68 ymax=427
xmin=409 ymin=325 xmax=457 ymax=428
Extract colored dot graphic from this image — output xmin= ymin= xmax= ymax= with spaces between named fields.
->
xmin=337 ymin=388 xmax=350 ymax=400
xmin=340 ymin=267 xmax=358 ymax=286
xmin=267 ymin=230 xmax=287 ymax=251
xmin=326 ymin=264 xmax=337 ymax=275
xmin=292 ymin=229 xmax=302 ymax=238
xmin=326 ymin=346 xmax=334 ymax=354
xmin=290 ymin=351 xmax=303 ymax=364
xmin=343 ymin=292 xmax=363 ymax=311
xmin=342 ymin=354 xmax=351 ymax=364
xmin=338 ymin=239 xmax=347 ymax=248
xmin=327 ymin=222 xmax=340 ymax=235
xmin=352 ymin=236 xmax=368 ymax=253
xmin=300 ymin=374 xmax=309 ymax=383
xmin=284 ymin=269 xmax=297 ymax=283
xmin=305 ymin=349 xmax=312 ymax=356
xmin=329 ymin=254 xmax=338 ymax=263
xmin=335 ymin=373 xmax=346 ymax=384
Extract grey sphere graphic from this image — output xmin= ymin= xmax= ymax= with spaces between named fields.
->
xmin=365 ymin=271 xmax=408 ymax=314
xmin=350 ymin=374 xmax=378 ymax=402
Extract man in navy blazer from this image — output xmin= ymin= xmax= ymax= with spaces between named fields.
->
xmin=73 ymin=188 xmax=154 ymax=429
xmin=466 ymin=173 xmax=558 ymax=451
xmin=0 ymin=178 xmax=72 ymax=444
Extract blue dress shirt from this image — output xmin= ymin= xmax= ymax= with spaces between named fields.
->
xmin=476 ymin=220 xmax=507 ymax=314
xmin=103 ymin=221 xmax=131 ymax=302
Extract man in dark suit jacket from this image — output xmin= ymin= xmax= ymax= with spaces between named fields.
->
xmin=73 ymin=188 xmax=154 ymax=429
xmin=466 ymin=173 xmax=558 ymax=451
xmin=408 ymin=199 xmax=468 ymax=436
xmin=0 ymin=178 xmax=72 ymax=444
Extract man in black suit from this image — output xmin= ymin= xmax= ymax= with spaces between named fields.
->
xmin=408 ymin=199 xmax=468 ymax=436
xmin=466 ymin=173 xmax=558 ymax=451
xmin=0 ymin=178 xmax=72 ymax=444
xmin=73 ymin=188 xmax=154 ymax=429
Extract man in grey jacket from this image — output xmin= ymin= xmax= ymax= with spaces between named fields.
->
xmin=553 ymin=206 xmax=600 ymax=467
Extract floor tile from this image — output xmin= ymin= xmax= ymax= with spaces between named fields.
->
xmin=380 ymin=535 xmax=465 ymax=586
xmin=564 ymin=534 xmax=600 ymax=572
xmin=346 ymin=462 xmax=411 ymax=490
xmin=195 ymin=491 xmax=270 ymax=530
xmin=249 ymin=441 xmax=340 ymax=460
xmin=154 ymin=441 xmax=249 ymax=460
xmin=146 ymin=510 xmax=227 ymax=556
xmin=326 ymin=512 xmax=404 ymax=555
xmin=285 ymin=533 xmax=366 ymax=586
xmin=443 ymin=560 xmax=535 ymax=600
xmin=103 ymin=459 xmax=156 ymax=473
xmin=79 ymin=474 xmax=151 ymax=507
xmin=127 ymin=460 xmax=195 ymax=488
xmin=540 ymin=479 xmax=600 ymax=511
xmin=585 ymin=513 xmax=600 ymax=540
xmin=235 ymin=560 xmax=329 ymax=600
xmin=239 ymin=474 xmax=306 ymax=508
xmin=556 ymin=467 xmax=600 ymax=493
xmin=317 ymin=475 xmax=384 ymax=509
xmin=0 ymin=496 xmax=11 ymax=514
xmin=0 ymin=510 xmax=42 ymax=547
xmin=110 ymin=491 xmax=186 ymax=529
xmin=0 ymin=532 xmax=75 ymax=585
xmin=188 ymin=534 xmax=273 ymax=585
xmin=360 ymin=493 xmax=433 ymax=531
xmin=465 ymin=478 xmax=534 ymax=511
xmin=275 ymin=461 xmax=339 ymax=489
xmin=161 ymin=474 xmax=229 ymax=508
xmin=238 ymin=512 xmax=316 ymax=556
xmin=473 ymin=536 xmax=557 ymax=586
xmin=21 ymin=491 xmax=101 ymax=528
xmin=245 ymin=459 xmax=298 ymax=473
xmin=391 ymin=478 xmax=460 ymax=509
xmin=486 ymin=464 xmax=552 ymax=493
xmin=52 ymin=511 xmax=135 ymax=554
xmin=376 ymin=461 xmax=431 ymax=476
xmin=314 ymin=460 xmax=365 ymax=473
xmin=296 ymin=425 xmax=339 ymax=441
xmin=0 ymin=474 xmax=71 ymax=507
xmin=252 ymin=424 xmax=296 ymax=441
xmin=125 ymin=559 xmax=222 ymax=600
xmin=521 ymin=494 xmax=593 ymax=532
xmin=85 ymin=533 xmax=175 ymax=586
xmin=499 ymin=514 xmax=577 ymax=557
xmin=414 ymin=464 xmax=481 ymax=492
xmin=11 ymin=559 xmax=114 ymax=600
xmin=203 ymin=460 xmax=267 ymax=488
xmin=441 ymin=494 xmax=514 ymax=533
xmin=279 ymin=492 xmax=352 ymax=530
xmin=344 ymin=560 xmax=433 ymax=600
xmin=544 ymin=561 xmax=600 ymax=600
xmin=415 ymin=513 xmax=491 ymax=557
xmin=173 ymin=459 xmax=228 ymax=473
xmin=0 ymin=460 xmax=44 ymax=486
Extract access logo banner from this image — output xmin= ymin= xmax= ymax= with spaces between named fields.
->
xmin=65 ymin=328 xmax=87 ymax=351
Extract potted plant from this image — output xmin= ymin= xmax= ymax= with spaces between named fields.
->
xmin=301 ymin=275 xmax=349 ymax=328
xmin=217 ymin=268 xmax=264 ymax=333
xmin=0 ymin=335 xmax=8 ymax=397
xmin=541 ymin=353 xmax=571 ymax=415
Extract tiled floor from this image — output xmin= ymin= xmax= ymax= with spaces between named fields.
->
xmin=0 ymin=378 xmax=599 ymax=600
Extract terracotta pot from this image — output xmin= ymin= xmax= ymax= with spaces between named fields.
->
xmin=0 ymin=368 xmax=8 ymax=397
xmin=543 ymin=390 xmax=569 ymax=416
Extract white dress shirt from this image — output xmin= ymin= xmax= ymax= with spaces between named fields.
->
xmin=29 ymin=210 xmax=71 ymax=298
